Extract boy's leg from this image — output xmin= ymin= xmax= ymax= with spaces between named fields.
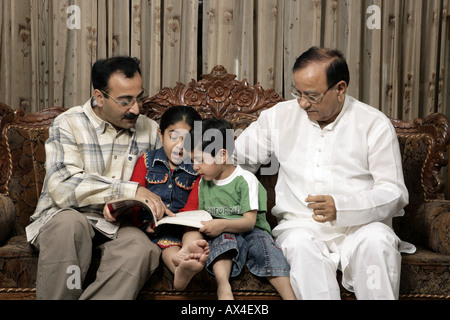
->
xmin=206 ymin=233 xmax=246 ymax=299
xmin=212 ymin=253 xmax=234 ymax=300
xmin=245 ymin=228 xmax=296 ymax=300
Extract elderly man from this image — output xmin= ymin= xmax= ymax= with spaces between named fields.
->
xmin=234 ymin=46 xmax=415 ymax=299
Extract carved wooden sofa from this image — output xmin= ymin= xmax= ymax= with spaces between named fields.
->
xmin=0 ymin=65 xmax=449 ymax=300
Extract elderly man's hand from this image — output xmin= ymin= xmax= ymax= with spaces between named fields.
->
xmin=306 ymin=195 xmax=337 ymax=223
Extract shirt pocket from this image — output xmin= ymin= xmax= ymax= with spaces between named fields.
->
xmin=146 ymin=172 xmax=169 ymax=184
xmin=145 ymin=172 xmax=169 ymax=195
xmin=175 ymin=175 xmax=196 ymax=191
xmin=122 ymin=154 xmax=138 ymax=181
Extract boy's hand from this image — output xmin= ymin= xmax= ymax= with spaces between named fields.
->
xmin=199 ymin=220 xmax=226 ymax=238
xmin=199 ymin=210 xmax=257 ymax=237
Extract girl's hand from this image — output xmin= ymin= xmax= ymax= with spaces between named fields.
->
xmin=145 ymin=224 xmax=156 ymax=234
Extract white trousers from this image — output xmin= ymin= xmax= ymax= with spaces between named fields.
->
xmin=276 ymin=222 xmax=402 ymax=300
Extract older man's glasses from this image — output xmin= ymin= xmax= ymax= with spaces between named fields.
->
xmin=290 ymin=84 xmax=336 ymax=104
xmin=101 ymin=90 xmax=149 ymax=108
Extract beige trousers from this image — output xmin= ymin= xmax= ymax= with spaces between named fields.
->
xmin=34 ymin=209 xmax=160 ymax=300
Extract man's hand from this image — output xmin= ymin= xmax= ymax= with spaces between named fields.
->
xmin=135 ymin=186 xmax=175 ymax=221
xmin=103 ymin=204 xmax=116 ymax=222
xmin=306 ymin=195 xmax=337 ymax=223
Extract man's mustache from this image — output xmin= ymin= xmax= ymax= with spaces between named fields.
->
xmin=123 ymin=113 xmax=138 ymax=120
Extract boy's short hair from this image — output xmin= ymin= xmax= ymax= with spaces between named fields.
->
xmin=190 ymin=118 xmax=235 ymax=157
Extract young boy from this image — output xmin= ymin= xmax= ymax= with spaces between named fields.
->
xmin=187 ymin=118 xmax=296 ymax=300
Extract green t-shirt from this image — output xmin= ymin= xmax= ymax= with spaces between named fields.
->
xmin=198 ymin=166 xmax=272 ymax=235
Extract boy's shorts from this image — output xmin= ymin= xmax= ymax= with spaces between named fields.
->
xmin=206 ymin=228 xmax=290 ymax=278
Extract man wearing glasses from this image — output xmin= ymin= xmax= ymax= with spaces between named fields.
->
xmin=234 ymin=46 xmax=415 ymax=299
xmin=27 ymin=57 xmax=170 ymax=299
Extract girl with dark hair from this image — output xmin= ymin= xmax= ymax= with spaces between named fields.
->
xmin=130 ymin=105 xmax=209 ymax=290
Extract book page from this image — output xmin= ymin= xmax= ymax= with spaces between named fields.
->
xmin=158 ymin=210 xmax=212 ymax=229
xmin=86 ymin=215 xmax=120 ymax=238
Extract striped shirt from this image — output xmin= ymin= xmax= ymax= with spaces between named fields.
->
xmin=26 ymin=98 xmax=160 ymax=243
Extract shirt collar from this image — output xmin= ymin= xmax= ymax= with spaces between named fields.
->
xmin=151 ymin=148 xmax=197 ymax=175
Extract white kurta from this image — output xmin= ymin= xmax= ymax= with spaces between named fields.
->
xmin=235 ymin=95 xmax=409 ymax=237
xmin=234 ymin=96 xmax=415 ymax=298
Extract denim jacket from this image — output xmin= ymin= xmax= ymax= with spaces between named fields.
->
xmin=144 ymin=147 xmax=197 ymax=213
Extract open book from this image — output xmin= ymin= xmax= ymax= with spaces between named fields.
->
xmin=106 ymin=198 xmax=213 ymax=230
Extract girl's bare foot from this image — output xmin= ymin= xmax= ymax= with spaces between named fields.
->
xmin=173 ymin=240 xmax=209 ymax=290
xmin=172 ymin=239 xmax=209 ymax=267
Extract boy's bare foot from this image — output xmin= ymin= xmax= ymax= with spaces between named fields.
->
xmin=173 ymin=240 xmax=209 ymax=290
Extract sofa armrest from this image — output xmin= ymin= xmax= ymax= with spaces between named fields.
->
xmin=394 ymin=200 xmax=450 ymax=255
xmin=0 ymin=194 xmax=15 ymax=243
xmin=417 ymin=200 xmax=450 ymax=255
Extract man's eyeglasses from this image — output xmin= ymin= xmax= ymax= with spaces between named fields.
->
xmin=290 ymin=84 xmax=336 ymax=104
xmin=101 ymin=90 xmax=149 ymax=108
